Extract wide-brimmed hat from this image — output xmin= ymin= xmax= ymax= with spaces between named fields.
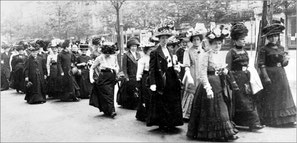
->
xmin=139 ymin=42 xmax=155 ymax=53
xmin=176 ymin=32 xmax=189 ymax=42
xmin=154 ymin=20 xmax=175 ymax=38
xmin=187 ymin=24 xmax=207 ymax=42
xmin=262 ymin=20 xmax=285 ymax=37
xmin=28 ymin=43 xmax=40 ymax=51
xmin=15 ymin=45 xmax=25 ymax=51
xmin=127 ymin=37 xmax=140 ymax=48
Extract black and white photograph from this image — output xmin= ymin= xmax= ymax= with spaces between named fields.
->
xmin=0 ymin=0 xmax=296 ymax=142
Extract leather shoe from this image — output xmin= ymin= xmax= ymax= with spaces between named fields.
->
xmin=249 ymin=125 xmax=264 ymax=131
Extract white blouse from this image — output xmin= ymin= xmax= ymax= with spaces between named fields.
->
xmin=162 ymin=47 xmax=173 ymax=67
xmin=136 ymin=55 xmax=150 ymax=81
xmin=91 ymin=54 xmax=119 ymax=73
xmin=46 ymin=53 xmax=58 ymax=75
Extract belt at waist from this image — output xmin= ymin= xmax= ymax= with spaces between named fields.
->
xmin=100 ymin=68 xmax=113 ymax=72
xmin=207 ymin=71 xmax=216 ymax=75
xmin=51 ymin=63 xmax=57 ymax=65
xmin=266 ymin=62 xmax=282 ymax=67
xmin=231 ymin=66 xmax=248 ymax=71
xmin=143 ymin=70 xmax=149 ymax=74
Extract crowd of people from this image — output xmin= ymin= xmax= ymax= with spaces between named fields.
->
xmin=1 ymin=19 xmax=296 ymax=142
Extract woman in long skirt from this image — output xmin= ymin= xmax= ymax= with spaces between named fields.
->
xmin=57 ymin=40 xmax=80 ymax=102
xmin=10 ymin=45 xmax=28 ymax=93
xmin=135 ymin=44 xmax=154 ymax=121
xmin=117 ymin=38 xmax=141 ymax=109
xmin=89 ymin=44 xmax=119 ymax=118
xmin=182 ymin=27 xmax=206 ymax=120
xmin=257 ymin=20 xmax=296 ymax=127
xmin=147 ymin=24 xmax=183 ymax=130
xmin=24 ymin=44 xmax=47 ymax=104
xmin=1 ymin=45 xmax=11 ymax=91
xmin=76 ymin=44 xmax=92 ymax=99
xmin=46 ymin=45 xmax=59 ymax=98
xmin=225 ymin=23 xmax=264 ymax=130
xmin=187 ymin=26 xmax=238 ymax=141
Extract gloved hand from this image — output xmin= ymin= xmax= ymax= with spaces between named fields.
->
xmin=150 ymin=84 xmax=156 ymax=91
xmin=206 ymin=88 xmax=214 ymax=99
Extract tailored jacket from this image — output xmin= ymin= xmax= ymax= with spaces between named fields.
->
xmin=149 ymin=45 xmax=179 ymax=95
xmin=122 ymin=50 xmax=141 ymax=80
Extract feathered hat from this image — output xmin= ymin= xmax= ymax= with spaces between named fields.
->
xmin=262 ymin=19 xmax=285 ymax=37
xmin=28 ymin=42 xmax=40 ymax=51
xmin=139 ymin=42 xmax=155 ymax=53
xmin=154 ymin=19 xmax=175 ymax=38
xmin=187 ymin=23 xmax=208 ymax=42
xmin=176 ymin=32 xmax=189 ymax=42
xmin=230 ymin=23 xmax=248 ymax=40
xmin=206 ymin=24 xmax=230 ymax=43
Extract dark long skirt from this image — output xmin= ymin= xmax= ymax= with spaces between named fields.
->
xmin=13 ymin=64 xmax=25 ymax=93
xmin=232 ymin=70 xmax=261 ymax=127
xmin=58 ymin=72 xmax=80 ymax=101
xmin=47 ymin=64 xmax=59 ymax=98
xmin=25 ymin=73 xmax=46 ymax=104
xmin=117 ymin=78 xmax=138 ymax=109
xmin=1 ymin=66 xmax=10 ymax=91
xmin=187 ymin=74 xmax=238 ymax=140
xmin=90 ymin=70 xmax=116 ymax=115
xmin=78 ymin=69 xmax=93 ymax=99
xmin=146 ymin=67 xmax=183 ymax=127
xmin=259 ymin=67 xmax=296 ymax=126
xmin=136 ymin=71 xmax=151 ymax=121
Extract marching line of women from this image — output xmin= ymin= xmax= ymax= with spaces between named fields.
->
xmin=1 ymin=19 xmax=296 ymax=142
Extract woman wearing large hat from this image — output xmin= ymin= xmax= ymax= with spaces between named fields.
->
xmin=89 ymin=44 xmax=119 ymax=118
xmin=187 ymin=25 xmax=238 ymax=141
xmin=146 ymin=22 xmax=183 ymax=130
xmin=10 ymin=44 xmax=28 ymax=93
xmin=116 ymin=37 xmax=141 ymax=109
xmin=135 ymin=42 xmax=155 ymax=122
xmin=24 ymin=43 xmax=47 ymax=104
xmin=257 ymin=20 xmax=296 ymax=127
xmin=225 ymin=23 xmax=264 ymax=130
xmin=182 ymin=26 xmax=207 ymax=120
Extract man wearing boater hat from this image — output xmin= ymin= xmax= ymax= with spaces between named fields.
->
xmin=257 ymin=19 xmax=296 ymax=127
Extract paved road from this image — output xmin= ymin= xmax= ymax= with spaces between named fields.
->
xmin=1 ymin=88 xmax=296 ymax=142
xmin=1 ymin=50 xmax=296 ymax=142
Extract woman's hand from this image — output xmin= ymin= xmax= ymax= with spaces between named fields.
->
xmin=264 ymin=77 xmax=271 ymax=85
xmin=61 ymin=72 xmax=64 ymax=76
xmin=206 ymin=88 xmax=214 ymax=99
xmin=150 ymin=84 xmax=156 ymax=91
xmin=90 ymin=78 xmax=95 ymax=84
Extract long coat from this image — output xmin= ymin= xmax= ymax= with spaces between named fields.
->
xmin=149 ymin=45 xmax=178 ymax=94
xmin=24 ymin=55 xmax=47 ymax=103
